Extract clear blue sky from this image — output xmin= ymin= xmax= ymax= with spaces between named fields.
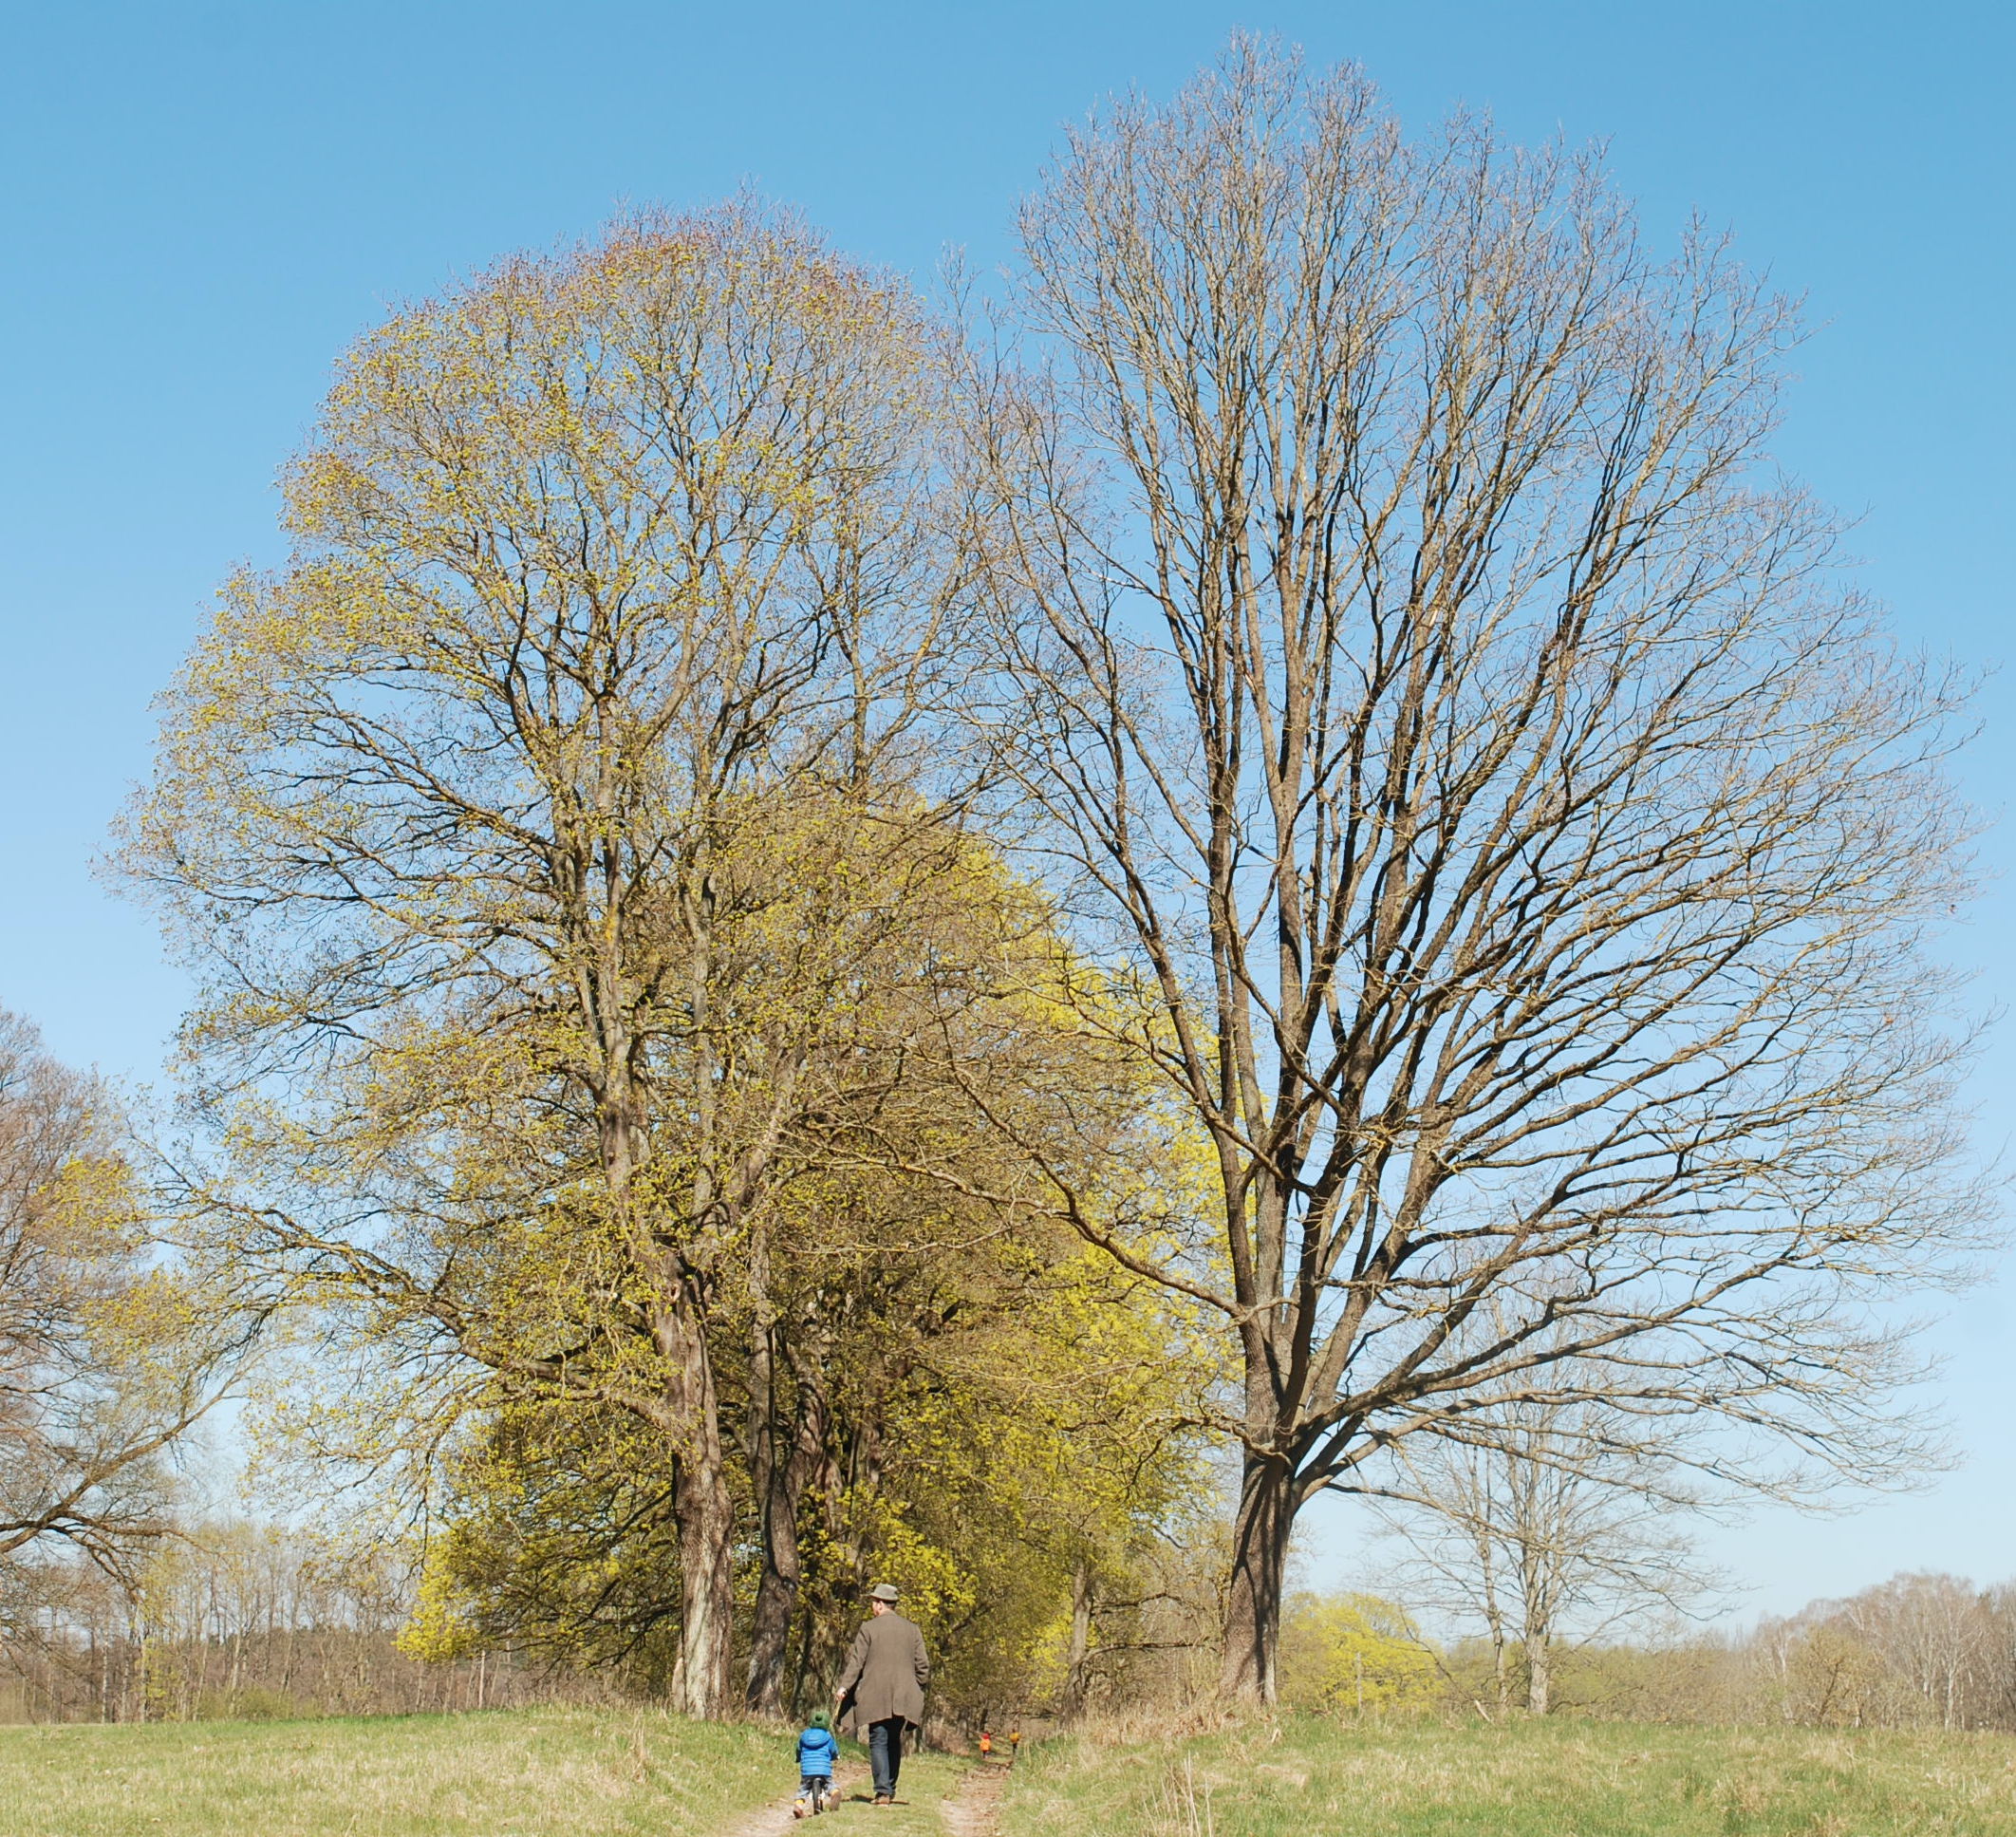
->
xmin=2 ymin=0 xmax=2009 ymax=1618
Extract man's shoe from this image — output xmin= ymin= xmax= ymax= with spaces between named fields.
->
xmin=874 ymin=1793 xmax=893 ymax=1806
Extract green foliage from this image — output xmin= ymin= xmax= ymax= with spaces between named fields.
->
xmin=118 ymin=201 xmax=1224 ymax=1715
xmin=1276 ymin=1592 xmax=1442 ymax=1717
xmin=405 ymin=1226 xmax=1212 ymax=1712
xmin=398 ymin=1403 xmax=684 ymax=1686
xmin=838 ymin=1247 xmax=1213 ymax=1716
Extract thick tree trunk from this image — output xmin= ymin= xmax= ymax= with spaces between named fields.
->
xmin=744 ymin=1322 xmax=793 ymax=1715
xmin=595 ymin=1048 xmax=740 ymax=1718
xmin=788 ymin=1589 xmax=818 ymax=1720
xmin=656 ymin=1287 xmax=736 ymax=1719
xmin=1062 ymin=1561 xmax=1094 ymax=1721
xmin=1522 ymin=1621 xmax=1551 ymax=1715
xmin=1519 ymin=1537 xmax=1554 ymax=1715
xmin=745 ymin=1328 xmax=829 ymax=1715
xmin=1219 ymin=1451 xmax=1296 ymax=1701
xmin=671 ymin=1443 xmax=736 ymax=1719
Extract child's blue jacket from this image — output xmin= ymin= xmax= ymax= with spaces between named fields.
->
xmin=797 ymin=1726 xmax=840 ymax=1775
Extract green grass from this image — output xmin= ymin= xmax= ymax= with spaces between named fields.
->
xmin=0 ymin=1704 xmax=803 ymax=1837
xmin=1001 ymin=1715 xmax=2016 ymax=1836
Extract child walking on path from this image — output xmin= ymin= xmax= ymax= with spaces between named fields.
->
xmin=794 ymin=1711 xmax=839 ymax=1818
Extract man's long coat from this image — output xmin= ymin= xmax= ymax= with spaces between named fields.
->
xmin=836 ymin=1610 xmax=930 ymax=1727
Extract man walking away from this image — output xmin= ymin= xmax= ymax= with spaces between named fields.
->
xmin=835 ymin=1583 xmax=929 ymax=1806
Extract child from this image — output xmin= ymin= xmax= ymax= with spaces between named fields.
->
xmin=794 ymin=1710 xmax=839 ymax=1818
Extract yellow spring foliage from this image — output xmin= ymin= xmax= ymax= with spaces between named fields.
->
xmin=1277 ymin=1590 xmax=1442 ymax=1716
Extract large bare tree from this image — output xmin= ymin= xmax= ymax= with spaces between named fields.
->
xmin=980 ymin=42 xmax=1987 ymax=1698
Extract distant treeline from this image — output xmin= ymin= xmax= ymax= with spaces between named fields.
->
xmin=1578 ymin=1574 xmax=2016 ymax=1732
xmin=0 ymin=1516 xmax=1220 ymax=1726
xmin=1277 ymin=1574 xmax=2016 ymax=1734
xmin=0 ymin=1524 xmax=610 ymax=1725
xmin=10 ymin=1520 xmax=2012 ymax=1737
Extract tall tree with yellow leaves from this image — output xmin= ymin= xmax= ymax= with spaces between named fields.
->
xmin=117 ymin=204 xmax=999 ymax=1715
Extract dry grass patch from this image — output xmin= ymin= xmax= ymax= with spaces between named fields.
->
xmin=1001 ymin=1715 xmax=2016 ymax=1836
xmin=0 ymin=1705 xmax=791 ymax=1837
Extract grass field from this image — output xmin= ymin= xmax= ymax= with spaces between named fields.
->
xmin=1000 ymin=1715 xmax=2016 ymax=1837
xmin=9 ymin=1705 xmax=2012 ymax=1836
xmin=0 ymin=1705 xmax=814 ymax=1837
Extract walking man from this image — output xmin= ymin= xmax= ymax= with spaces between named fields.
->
xmin=835 ymin=1582 xmax=929 ymax=1806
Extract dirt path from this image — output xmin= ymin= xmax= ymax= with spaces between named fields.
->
xmin=941 ymin=1763 xmax=1006 ymax=1836
xmin=718 ymin=1763 xmax=868 ymax=1836
xmin=716 ymin=1758 xmax=1004 ymax=1836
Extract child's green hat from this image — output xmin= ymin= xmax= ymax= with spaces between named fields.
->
xmin=810 ymin=1710 xmax=832 ymax=1731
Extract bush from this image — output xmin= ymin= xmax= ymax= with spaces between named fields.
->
xmin=1277 ymin=1592 xmax=1442 ymax=1716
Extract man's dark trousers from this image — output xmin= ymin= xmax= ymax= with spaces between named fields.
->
xmin=868 ymin=1718 xmax=905 ymax=1798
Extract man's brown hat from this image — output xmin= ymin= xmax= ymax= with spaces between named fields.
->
xmin=868 ymin=1582 xmax=901 ymax=1603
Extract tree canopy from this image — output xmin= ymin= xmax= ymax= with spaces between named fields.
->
xmin=112 ymin=45 xmax=1988 ymax=1715
xmin=118 ymin=203 xmax=1210 ymax=1718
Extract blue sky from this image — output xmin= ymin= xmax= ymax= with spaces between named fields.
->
xmin=1 ymin=0 xmax=2009 ymax=1618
